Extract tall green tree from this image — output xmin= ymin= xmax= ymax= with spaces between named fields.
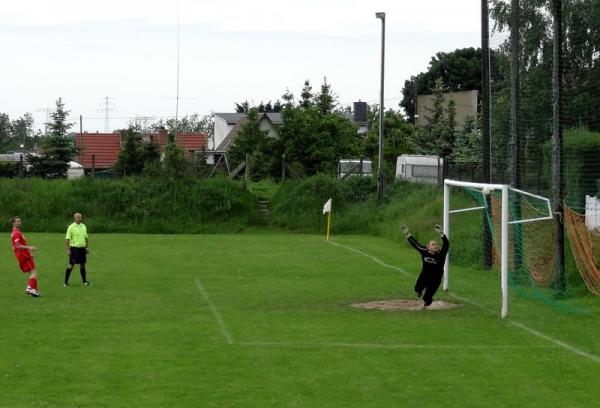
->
xmin=235 ymin=100 xmax=251 ymax=113
xmin=0 ymin=113 xmax=11 ymax=153
xmin=114 ymin=126 xmax=145 ymax=176
xmin=314 ymin=77 xmax=337 ymax=116
xmin=12 ymin=113 xmax=35 ymax=152
xmin=279 ymin=104 xmax=360 ymax=176
xmin=489 ymin=0 xmax=600 ymax=186
xmin=282 ymin=88 xmax=295 ymax=108
xmin=228 ymin=108 xmax=279 ymax=179
xmin=451 ymin=115 xmax=482 ymax=162
xmin=163 ymin=134 xmax=187 ymax=179
xmin=29 ymin=98 xmax=77 ymax=178
xmin=299 ymin=80 xmax=313 ymax=108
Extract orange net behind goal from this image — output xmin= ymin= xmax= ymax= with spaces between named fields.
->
xmin=565 ymin=207 xmax=600 ymax=296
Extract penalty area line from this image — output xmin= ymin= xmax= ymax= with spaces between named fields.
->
xmin=238 ymin=341 xmax=554 ymax=350
xmin=327 ymin=240 xmax=600 ymax=364
xmin=195 ymin=277 xmax=234 ymax=345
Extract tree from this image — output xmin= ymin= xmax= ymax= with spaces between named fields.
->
xmin=282 ymin=88 xmax=295 ymax=108
xmin=490 ymin=1 xmax=600 ymax=130
xmin=114 ymin=126 xmax=145 ymax=176
xmin=228 ymin=108 xmax=278 ymax=179
xmin=488 ymin=0 xmax=600 ymax=185
xmin=314 ymin=77 xmax=337 ymax=116
xmin=47 ymin=98 xmax=74 ymax=137
xmin=0 ymin=113 xmax=11 ymax=153
xmin=272 ymin=100 xmax=283 ymax=113
xmin=451 ymin=115 xmax=482 ymax=162
xmin=163 ymin=135 xmax=187 ymax=179
xmin=12 ymin=113 xmax=35 ymax=152
xmin=299 ymin=80 xmax=313 ymax=108
xmin=408 ymin=79 xmax=459 ymax=156
xmin=400 ymin=47 xmax=506 ymax=121
xmin=362 ymin=106 xmax=418 ymax=175
xmin=148 ymin=114 xmax=212 ymax=135
xmin=279 ymin=103 xmax=360 ymax=176
xmin=235 ymin=100 xmax=251 ymax=113
xmin=192 ymin=147 xmax=211 ymax=178
xmin=29 ymin=98 xmax=77 ymax=178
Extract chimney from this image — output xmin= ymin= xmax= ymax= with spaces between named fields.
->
xmin=353 ymin=101 xmax=367 ymax=123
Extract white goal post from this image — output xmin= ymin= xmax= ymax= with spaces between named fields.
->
xmin=443 ymin=179 xmax=553 ymax=318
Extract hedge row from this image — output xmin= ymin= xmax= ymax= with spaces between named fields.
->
xmin=0 ymin=176 xmax=257 ymax=233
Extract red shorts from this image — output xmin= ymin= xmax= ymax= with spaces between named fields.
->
xmin=17 ymin=257 xmax=36 ymax=273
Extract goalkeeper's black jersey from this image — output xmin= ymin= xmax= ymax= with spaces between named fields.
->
xmin=408 ymin=235 xmax=449 ymax=275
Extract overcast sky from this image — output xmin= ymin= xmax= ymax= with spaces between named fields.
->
xmin=1 ymin=0 xmax=505 ymax=133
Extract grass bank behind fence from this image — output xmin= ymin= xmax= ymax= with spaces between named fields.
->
xmin=0 ymin=176 xmax=257 ymax=233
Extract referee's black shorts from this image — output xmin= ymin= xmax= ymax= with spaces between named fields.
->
xmin=69 ymin=247 xmax=87 ymax=265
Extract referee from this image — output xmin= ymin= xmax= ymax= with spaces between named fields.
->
xmin=64 ymin=212 xmax=90 ymax=287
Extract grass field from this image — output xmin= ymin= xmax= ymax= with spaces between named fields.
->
xmin=2 ymin=232 xmax=600 ymax=407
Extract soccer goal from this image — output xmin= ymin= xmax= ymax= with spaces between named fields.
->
xmin=443 ymin=179 xmax=553 ymax=318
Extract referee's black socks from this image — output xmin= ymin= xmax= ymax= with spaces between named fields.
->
xmin=81 ymin=266 xmax=87 ymax=284
xmin=64 ymin=267 xmax=72 ymax=285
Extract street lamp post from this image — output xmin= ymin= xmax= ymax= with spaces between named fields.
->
xmin=375 ymin=12 xmax=386 ymax=199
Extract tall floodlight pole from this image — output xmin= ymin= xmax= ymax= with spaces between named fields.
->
xmin=375 ymin=12 xmax=386 ymax=199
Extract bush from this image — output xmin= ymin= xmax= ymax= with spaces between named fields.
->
xmin=563 ymin=129 xmax=600 ymax=208
xmin=0 ymin=162 xmax=22 ymax=178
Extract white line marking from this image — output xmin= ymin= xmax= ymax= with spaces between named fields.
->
xmin=508 ymin=320 xmax=600 ymax=363
xmin=238 ymin=341 xmax=554 ymax=350
xmin=328 ymin=240 xmax=600 ymax=364
xmin=328 ymin=240 xmax=413 ymax=277
xmin=195 ymin=278 xmax=233 ymax=344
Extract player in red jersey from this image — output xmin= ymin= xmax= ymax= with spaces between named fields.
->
xmin=11 ymin=216 xmax=41 ymax=297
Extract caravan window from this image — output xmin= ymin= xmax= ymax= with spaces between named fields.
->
xmin=401 ymin=164 xmax=405 ymax=174
xmin=411 ymin=165 xmax=438 ymax=178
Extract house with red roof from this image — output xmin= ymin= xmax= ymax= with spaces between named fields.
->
xmin=75 ymin=128 xmax=208 ymax=170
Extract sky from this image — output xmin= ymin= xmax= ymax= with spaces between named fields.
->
xmin=0 ymin=0 xmax=504 ymax=133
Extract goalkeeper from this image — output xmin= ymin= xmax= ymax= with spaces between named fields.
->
xmin=402 ymin=224 xmax=449 ymax=307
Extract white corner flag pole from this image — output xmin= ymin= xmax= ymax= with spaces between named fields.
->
xmin=326 ymin=207 xmax=332 ymax=241
xmin=323 ymin=198 xmax=332 ymax=241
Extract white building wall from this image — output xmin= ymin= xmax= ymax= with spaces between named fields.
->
xmin=213 ymin=116 xmax=234 ymax=149
xmin=586 ymin=195 xmax=600 ymax=231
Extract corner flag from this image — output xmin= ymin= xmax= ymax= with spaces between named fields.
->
xmin=323 ymin=198 xmax=332 ymax=241
xmin=323 ymin=198 xmax=332 ymax=214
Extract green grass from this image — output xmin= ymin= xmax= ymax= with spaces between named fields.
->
xmin=2 ymin=233 xmax=600 ymax=407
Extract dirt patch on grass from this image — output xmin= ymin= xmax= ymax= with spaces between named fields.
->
xmin=351 ymin=299 xmax=461 ymax=311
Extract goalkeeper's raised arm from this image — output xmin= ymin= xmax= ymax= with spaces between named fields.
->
xmin=434 ymin=224 xmax=450 ymax=257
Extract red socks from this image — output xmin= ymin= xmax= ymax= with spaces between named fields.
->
xmin=28 ymin=277 xmax=38 ymax=290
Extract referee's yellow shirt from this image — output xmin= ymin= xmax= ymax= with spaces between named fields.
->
xmin=66 ymin=223 xmax=88 ymax=248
